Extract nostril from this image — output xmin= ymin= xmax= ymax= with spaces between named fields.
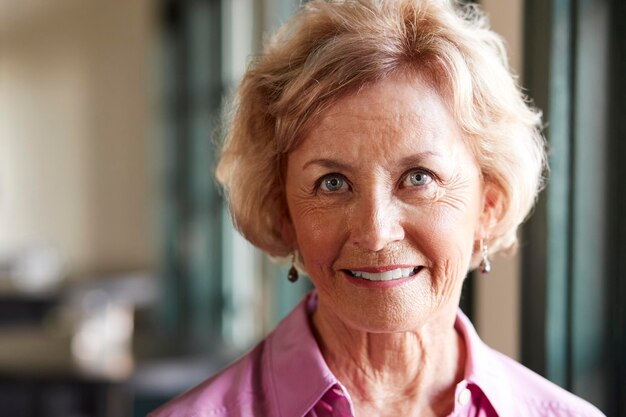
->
xmin=348 ymin=199 xmax=405 ymax=251
xmin=351 ymin=229 xmax=405 ymax=252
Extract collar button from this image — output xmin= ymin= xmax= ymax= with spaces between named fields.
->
xmin=458 ymin=388 xmax=471 ymax=406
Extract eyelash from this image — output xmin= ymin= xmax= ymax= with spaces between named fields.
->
xmin=400 ymin=168 xmax=435 ymax=188
xmin=315 ymin=173 xmax=349 ymax=193
xmin=314 ymin=168 xmax=436 ymax=194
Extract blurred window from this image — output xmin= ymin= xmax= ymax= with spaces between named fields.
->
xmin=156 ymin=0 xmax=312 ymax=358
xmin=521 ymin=0 xmax=625 ymax=414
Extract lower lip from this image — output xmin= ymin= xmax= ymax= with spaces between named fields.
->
xmin=342 ymin=269 xmax=421 ymax=289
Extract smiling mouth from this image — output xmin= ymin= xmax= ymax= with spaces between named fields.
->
xmin=342 ymin=266 xmax=423 ymax=282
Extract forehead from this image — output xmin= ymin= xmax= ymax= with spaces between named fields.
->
xmin=293 ymin=72 xmax=470 ymax=161
xmin=325 ymin=72 xmax=448 ymax=121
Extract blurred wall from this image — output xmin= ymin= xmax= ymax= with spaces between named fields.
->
xmin=0 ymin=0 xmax=157 ymax=279
xmin=475 ymin=0 xmax=524 ymax=361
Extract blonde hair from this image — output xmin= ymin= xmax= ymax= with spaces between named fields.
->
xmin=216 ymin=0 xmax=546 ymax=262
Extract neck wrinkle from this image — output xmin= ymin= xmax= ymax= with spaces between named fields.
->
xmin=310 ymin=303 xmax=465 ymax=416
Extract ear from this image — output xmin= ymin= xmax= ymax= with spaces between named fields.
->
xmin=475 ymin=181 xmax=505 ymax=241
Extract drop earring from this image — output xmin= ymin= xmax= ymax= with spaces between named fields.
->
xmin=479 ymin=239 xmax=491 ymax=274
xmin=287 ymin=253 xmax=299 ymax=283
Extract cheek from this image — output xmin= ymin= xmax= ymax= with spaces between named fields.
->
xmin=411 ymin=202 xmax=479 ymax=275
xmin=291 ymin=204 xmax=347 ymax=271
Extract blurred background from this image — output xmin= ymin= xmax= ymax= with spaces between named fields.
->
xmin=0 ymin=0 xmax=623 ymax=416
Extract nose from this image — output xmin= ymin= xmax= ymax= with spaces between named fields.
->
xmin=349 ymin=192 xmax=405 ymax=252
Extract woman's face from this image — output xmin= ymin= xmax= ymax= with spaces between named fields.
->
xmin=284 ymin=72 xmax=487 ymax=332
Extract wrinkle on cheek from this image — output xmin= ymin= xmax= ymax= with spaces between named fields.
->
xmin=292 ymin=199 xmax=324 ymax=219
xmin=435 ymin=173 xmax=477 ymax=212
xmin=432 ymin=252 xmax=465 ymax=302
xmin=415 ymin=278 xmax=437 ymax=313
xmin=312 ymin=264 xmax=334 ymax=291
xmin=418 ymin=186 xmax=446 ymax=204
xmin=289 ymin=189 xmax=337 ymax=222
xmin=288 ymin=198 xmax=348 ymax=269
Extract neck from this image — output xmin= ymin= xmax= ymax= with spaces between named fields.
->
xmin=311 ymin=301 xmax=466 ymax=417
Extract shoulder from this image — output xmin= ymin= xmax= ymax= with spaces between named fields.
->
xmin=147 ymin=342 xmax=274 ymax=417
xmin=148 ymin=293 xmax=326 ymax=417
xmin=490 ymin=349 xmax=606 ymax=417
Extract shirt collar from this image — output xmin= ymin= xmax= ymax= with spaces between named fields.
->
xmin=266 ymin=292 xmax=515 ymax=417
xmin=265 ymin=291 xmax=340 ymax=417
xmin=455 ymin=309 xmax=515 ymax=416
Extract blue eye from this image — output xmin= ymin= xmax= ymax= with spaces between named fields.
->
xmin=405 ymin=170 xmax=432 ymax=187
xmin=320 ymin=174 xmax=346 ymax=192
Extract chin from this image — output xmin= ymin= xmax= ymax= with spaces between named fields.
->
xmin=336 ymin=291 xmax=437 ymax=333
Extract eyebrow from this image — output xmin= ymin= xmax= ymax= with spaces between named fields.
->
xmin=397 ymin=151 xmax=444 ymax=168
xmin=302 ymin=159 xmax=353 ymax=171
xmin=302 ymin=151 xmax=443 ymax=171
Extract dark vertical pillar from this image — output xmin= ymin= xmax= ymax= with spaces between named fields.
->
xmin=606 ymin=0 xmax=626 ymax=414
xmin=523 ymin=0 xmax=614 ymax=412
xmin=160 ymin=0 xmax=192 ymax=347
xmin=522 ymin=0 xmax=574 ymax=387
xmin=158 ymin=0 xmax=224 ymax=354
xmin=185 ymin=0 xmax=224 ymax=350
xmin=570 ymin=0 xmax=609 ymax=407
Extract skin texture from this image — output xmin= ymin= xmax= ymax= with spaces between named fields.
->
xmin=284 ymin=72 xmax=497 ymax=416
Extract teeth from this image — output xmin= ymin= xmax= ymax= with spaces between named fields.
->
xmin=349 ymin=267 xmax=417 ymax=281
xmin=401 ymin=267 xmax=413 ymax=277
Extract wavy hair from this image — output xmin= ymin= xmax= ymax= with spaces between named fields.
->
xmin=216 ymin=0 xmax=546 ymax=265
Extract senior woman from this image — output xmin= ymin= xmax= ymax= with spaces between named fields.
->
xmin=151 ymin=0 xmax=605 ymax=416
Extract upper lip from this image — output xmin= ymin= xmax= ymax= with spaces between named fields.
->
xmin=339 ymin=265 xmax=418 ymax=273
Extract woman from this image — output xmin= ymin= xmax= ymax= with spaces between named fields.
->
xmin=151 ymin=0 xmax=605 ymax=416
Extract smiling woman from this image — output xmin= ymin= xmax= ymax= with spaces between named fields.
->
xmin=284 ymin=73 xmax=485 ymax=336
xmin=150 ymin=0 xmax=605 ymax=416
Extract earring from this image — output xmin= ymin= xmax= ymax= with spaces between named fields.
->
xmin=479 ymin=239 xmax=491 ymax=274
xmin=287 ymin=253 xmax=299 ymax=282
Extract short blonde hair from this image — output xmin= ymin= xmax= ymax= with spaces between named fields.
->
xmin=216 ymin=0 xmax=546 ymax=262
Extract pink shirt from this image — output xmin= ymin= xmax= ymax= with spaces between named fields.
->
xmin=149 ymin=292 xmax=605 ymax=417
